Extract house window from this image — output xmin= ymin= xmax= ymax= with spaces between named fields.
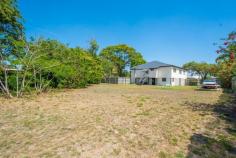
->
xmin=179 ymin=70 xmax=182 ymax=74
xmin=173 ymin=68 xmax=176 ymax=73
xmin=162 ymin=78 xmax=166 ymax=82
xmin=172 ymin=78 xmax=174 ymax=82
xmin=183 ymin=71 xmax=185 ymax=75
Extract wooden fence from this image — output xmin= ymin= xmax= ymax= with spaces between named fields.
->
xmin=103 ymin=77 xmax=130 ymax=84
xmin=185 ymin=78 xmax=200 ymax=86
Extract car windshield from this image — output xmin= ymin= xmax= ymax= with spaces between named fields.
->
xmin=204 ymin=80 xmax=215 ymax=82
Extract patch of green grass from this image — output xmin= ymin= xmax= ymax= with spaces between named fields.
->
xmin=112 ymin=148 xmax=121 ymax=156
xmin=19 ymin=113 xmax=62 ymax=130
xmin=137 ymin=102 xmax=143 ymax=107
xmin=139 ymin=96 xmax=151 ymax=102
xmin=155 ymin=86 xmax=197 ymax=91
xmin=95 ymin=116 xmax=102 ymax=123
xmin=159 ymin=151 xmax=168 ymax=158
xmin=169 ymin=137 xmax=178 ymax=146
xmin=136 ymin=110 xmax=151 ymax=116
xmin=127 ymin=99 xmax=133 ymax=103
xmin=139 ymin=97 xmax=146 ymax=102
xmin=0 ymin=140 xmax=16 ymax=150
xmin=2 ymin=110 xmax=18 ymax=119
xmin=218 ymin=135 xmax=234 ymax=151
xmin=175 ymin=151 xmax=185 ymax=158
xmin=39 ymin=151 xmax=56 ymax=157
xmin=117 ymin=128 xmax=129 ymax=135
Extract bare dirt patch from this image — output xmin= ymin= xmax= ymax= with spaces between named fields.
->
xmin=0 ymin=84 xmax=235 ymax=158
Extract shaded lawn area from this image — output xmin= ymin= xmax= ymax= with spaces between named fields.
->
xmin=185 ymin=93 xmax=236 ymax=158
xmin=0 ymin=84 xmax=235 ymax=158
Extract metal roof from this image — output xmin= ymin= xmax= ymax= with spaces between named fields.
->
xmin=131 ymin=61 xmax=183 ymax=70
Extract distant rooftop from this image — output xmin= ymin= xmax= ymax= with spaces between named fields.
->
xmin=131 ymin=61 xmax=183 ymax=70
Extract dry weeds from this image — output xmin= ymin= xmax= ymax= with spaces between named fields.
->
xmin=0 ymin=84 xmax=234 ymax=158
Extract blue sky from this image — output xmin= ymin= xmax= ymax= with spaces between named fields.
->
xmin=19 ymin=0 xmax=236 ymax=66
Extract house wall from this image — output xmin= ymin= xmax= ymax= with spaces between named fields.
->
xmin=130 ymin=69 xmax=158 ymax=84
xmin=156 ymin=67 xmax=172 ymax=86
xmin=130 ymin=70 xmax=136 ymax=83
xmin=131 ymin=67 xmax=187 ymax=86
xmin=148 ymin=69 xmax=158 ymax=78
xmin=170 ymin=67 xmax=187 ymax=86
xmin=131 ymin=70 xmax=146 ymax=83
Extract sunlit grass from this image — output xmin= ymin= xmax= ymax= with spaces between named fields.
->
xmin=154 ymin=86 xmax=198 ymax=90
xmin=0 ymin=84 xmax=230 ymax=157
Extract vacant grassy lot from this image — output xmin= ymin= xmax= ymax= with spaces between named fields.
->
xmin=0 ymin=84 xmax=235 ymax=158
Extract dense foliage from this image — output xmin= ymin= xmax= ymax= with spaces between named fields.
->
xmin=0 ymin=0 xmax=25 ymax=97
xmin=183 ymin=61 xmax=217 ymax=82
xmin=100 ymin=45 xmax=145 ymax=76
xmin=26 ymin=38 xmax=104 ymax=88
xmin=1 ymin=37 xmax=106 ymax=97
xmin=215 ymin=32 xmax=236 ymax=88
xmin=183 ymin=32 xmax=236 ymax=88
xmin=0 ymin=0 xmax=25 ymax=57
xmin=0 ymin=1 xmax=146 ymax=97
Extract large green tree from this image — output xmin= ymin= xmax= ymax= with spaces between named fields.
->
xmin=216 ymin=32 xmax=236 ymax=62
xmin=183 ymin=61 xmax=217 ymax=82
xmin=215 ymin=32 xmax=236 ymax=88
xmin=100 ymin=44 xmax=145 ymax=76
xmin=0 ymin=0 xmax=25 ymax=97
xmin=0 ymin=37 xmax=105 ymax=97
xmin=26 ymin=38 xmax=104 ymax=89
xmin=0 ymin=0 xmax=25 ymax=58
xmin=87 ymin=39 xmax=99 ymax=57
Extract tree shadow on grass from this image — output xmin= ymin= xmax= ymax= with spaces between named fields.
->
xmin=188 ymin=133 xmax=236 ymax=158
xmin=183 ymin=93 xmax=236 ymax=158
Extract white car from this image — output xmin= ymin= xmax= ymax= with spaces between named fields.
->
xmin=202 ymin=80 xmax=220 ymax=89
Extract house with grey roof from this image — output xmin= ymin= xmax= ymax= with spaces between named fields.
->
xmin=131 ymin=61 xmax=187 ymax=86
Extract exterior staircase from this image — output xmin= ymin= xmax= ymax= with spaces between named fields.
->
xmin=138 ymin=70 xmax=149 ymax=85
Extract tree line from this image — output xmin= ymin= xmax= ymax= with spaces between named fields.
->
xmin=0 ymin=0 xmax=145 ymax=98
xmin=1 ymin=0 xmax=235 ymax=98
xmin=183 ymin=32 xmax=236 ymax=89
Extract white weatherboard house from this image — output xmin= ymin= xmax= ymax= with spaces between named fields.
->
xmin=131 ymin=61 xmax=187 ymax=86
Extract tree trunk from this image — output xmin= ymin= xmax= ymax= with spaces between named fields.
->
xmin=0 ymin=79 xmax=7 ymax=94
xmin=3 ymin=69 xmax=12 ymax=98
xmin=19 ymin=71 xmax=26 ymax=96
xmin=34 ymin=68 xmax=37 ymax=90
xmin=39 ymin=70 xmax=42 ymax=90
xmin=16 ymin=71 xmax=19 ymax=97
xmin=4 ymin=69 xmax=8 ymax=92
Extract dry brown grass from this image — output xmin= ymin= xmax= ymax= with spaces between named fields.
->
xmin=0 ymin=84 xmax=235 ymax=158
